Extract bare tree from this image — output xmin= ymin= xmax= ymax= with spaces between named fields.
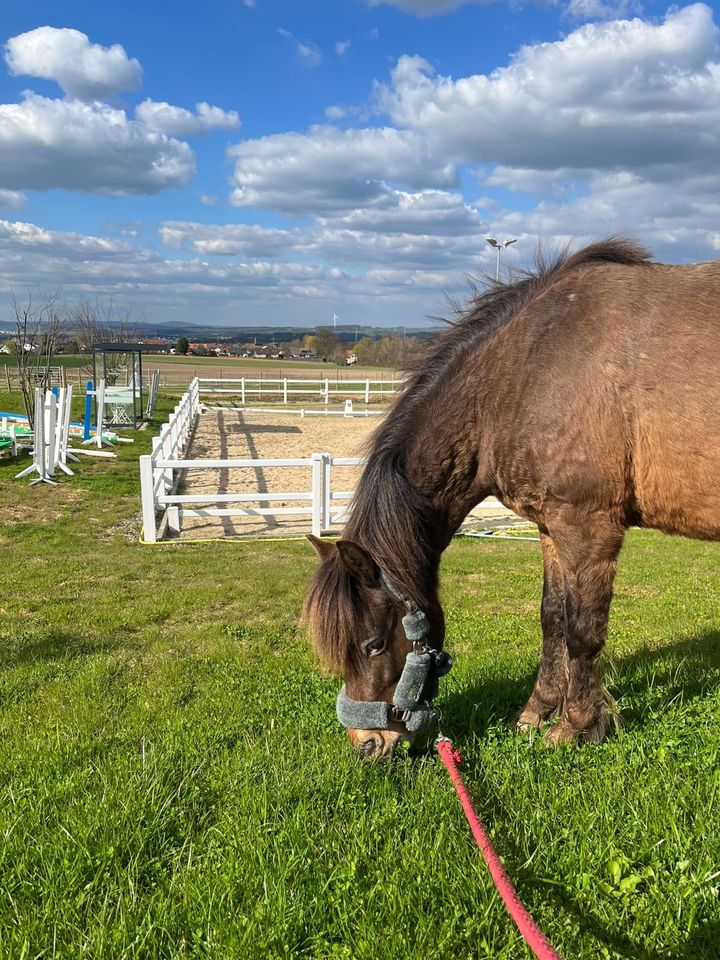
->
xmin=10 ymin=290 xmax=65 ymax=426
xmin=70 ymin=297 xmax=140 ymax=381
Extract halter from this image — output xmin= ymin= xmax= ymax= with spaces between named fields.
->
xmin=335 ymin=571 xmax=453 ymax=733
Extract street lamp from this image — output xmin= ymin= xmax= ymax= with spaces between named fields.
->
xmin=485 ymin=237 xmax=518 ymax=281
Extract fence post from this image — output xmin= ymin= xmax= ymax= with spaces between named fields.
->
xmin=241 ymin=377 xmax=245 ymax=405
xmin=311 ymin=452 xmax=326 ymax=537
xmin=324 ymin=379 xmax=329 ymax=405
xmin=159 ymin=424 xmax=172 ymax=491
xmin=324 ymin=454 xmax=332 ymax=528
xmin=283 ymin=378 xmax=288 ymax=404
xmin=365 ymin=379 xmax=370 ymax=404
xmin=139 ymin=455 xmax=158 ymax=542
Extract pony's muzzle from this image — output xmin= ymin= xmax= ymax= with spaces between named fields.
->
xmin=348 ymin=727 xmax=409 ymax=760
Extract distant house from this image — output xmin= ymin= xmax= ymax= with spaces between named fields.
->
xmin=141 ymin=337 xmax=169 ymax=353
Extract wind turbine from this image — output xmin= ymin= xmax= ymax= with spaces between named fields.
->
xmin=332 ymin=312 xmax=340 ymax=329
xmin=485 ymin=237 xmax=518 ymax=281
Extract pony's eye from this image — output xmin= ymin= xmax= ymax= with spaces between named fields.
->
xmin=363 ymin=636 xmax=386 ymax=658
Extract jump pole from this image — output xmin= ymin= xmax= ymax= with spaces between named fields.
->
xmin=82 ymin=380 xmax=93 ymax=441
xmin=15 ymin=389 xmax=58 ymax=485
xmin=55 ymin=384 xmax=78 ymax=475
xmin=82 ymin=378 xmax=114 ymax=449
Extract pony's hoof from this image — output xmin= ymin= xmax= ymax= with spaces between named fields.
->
xmin=516 ymin=696 xmax=560 ymax=733
xmin=516 ymin=707 xmax=545 ymax=732
xmin=544 ymin=714 xmax=607 ymax=746
xmin=544 ymin=719 xmax=578 ymax=746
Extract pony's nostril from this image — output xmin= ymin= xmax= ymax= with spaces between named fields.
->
xmin=359 ymin=738 xmax=377 ymax=758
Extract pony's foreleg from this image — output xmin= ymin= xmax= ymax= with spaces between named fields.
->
xmin=517 ymin=533 xmax=568 ymax=731
xmin=544 ymin=517 xmax=623 ymax=745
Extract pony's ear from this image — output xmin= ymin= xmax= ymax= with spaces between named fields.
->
xmin=306 ymin=534 xmax=336 ymax=561
xmin=335 ymin=540 xmax=380 ymax=587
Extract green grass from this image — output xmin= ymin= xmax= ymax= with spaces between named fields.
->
xmin=1 ymin=393 xmax=719 ymax=959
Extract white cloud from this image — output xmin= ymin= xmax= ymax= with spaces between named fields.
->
xmin=316 ymin=189 xmax=485 ymax=235
xmin=227 ymin=126 xmax=457 ymax=213
xmin=0 ymin=218 xmax=340 ymax=289
xmin=0 ymin=189 xmax=26 ymax=210
xmin=335 ymin=40 xmax=351 ymax=55
xmin=297 ymin=42 xmax=322 ymax=66
xmin=228 ymin=5 xmax=720 ymax=227
xmin=0 ymin=27 xmax=240 ymax=196
xmin=0 ymin=219 xmax=148 ymax=261
xmin=380 ymin=5 xmax=720 ymax=173
xmin=0 ymin=93 xmax=195 ymax=193
xmin=136 ymin=99 xmax=240 ymax=135
xmin=565 ymin=0 xmax=641 ymax=20
xmin=160 ymin=221 xmax=297 ymax=257
xmin=196 ymin=102 xmax=241 ymax=130
xmin=159 ymin=194 xmax=489 ymax=273
xmin=278 ymin=28 xmax=322 ymax=66
xmin=4 ymin=26 xmax=142 ymax=100
xmin=297 ymin=226 xmax=487 ymax=271
xmin=488 ymin=168 xmax=720 ymax=260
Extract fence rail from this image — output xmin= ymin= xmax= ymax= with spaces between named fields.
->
xmin=197 ymin=376 xmax=403 ymax=405
xmin=2 ymin=365 xmax=406 ymax=394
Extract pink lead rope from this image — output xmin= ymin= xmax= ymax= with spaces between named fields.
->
xmin=436 ymin=738 xmax=563 ymax=960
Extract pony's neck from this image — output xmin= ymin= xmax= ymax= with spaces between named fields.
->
xmin=344 ymin=371 xmax=491 ymax=608
xmin=400 ymin=379 xmax=492 ymax=537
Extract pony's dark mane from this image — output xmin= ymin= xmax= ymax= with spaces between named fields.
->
xmin=306 ymin=237 xmax=653 ymax=671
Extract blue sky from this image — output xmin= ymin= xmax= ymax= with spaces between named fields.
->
xmin=1 ymin=0 xmax=720 ymax=329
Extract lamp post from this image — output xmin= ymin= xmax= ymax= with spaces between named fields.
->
xmin=485 ymin=237 xmax=518 ymax=281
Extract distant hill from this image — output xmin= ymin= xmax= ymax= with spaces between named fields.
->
xmin=130 ymin=320 xmax=442 ymax=343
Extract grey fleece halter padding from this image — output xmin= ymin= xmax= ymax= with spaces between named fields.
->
xmin=393 ymin=650 xmax=436 ymax=710
xmin=335 ymin=570 xmax=453 ymax=734
xmin=336 ymin=680 xmax=437 ymax=733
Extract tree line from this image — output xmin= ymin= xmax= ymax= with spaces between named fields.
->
xmin=299 ymin=327 xmax=424 ymax=368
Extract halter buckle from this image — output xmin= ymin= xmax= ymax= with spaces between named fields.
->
xmin=390 ymin=705 xmax=413 ymax=724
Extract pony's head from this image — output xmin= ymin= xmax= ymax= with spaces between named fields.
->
xmin=304 ymin=535 xmax=447 ymax=759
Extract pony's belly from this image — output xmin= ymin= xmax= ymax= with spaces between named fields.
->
xmin=633 ymin=425 xmax=720 ymax=539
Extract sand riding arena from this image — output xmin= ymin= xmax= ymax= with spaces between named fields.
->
xmin=139 ymin=377 xmax=519 ymax=542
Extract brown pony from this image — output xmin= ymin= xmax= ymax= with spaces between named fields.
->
xmin=304 ymin=238 xmax=720 ymax=759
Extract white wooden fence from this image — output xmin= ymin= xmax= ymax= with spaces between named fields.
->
xmin=139 ymin=377 xmax=201 ymax=540
xmin=139 ymin=376 xmax=382 ymax=541
xmin=140 ymin=450 xmax=360 ymax=542
xmin=139 ymin=376 xmax=507 ymax=542
xmin=197 ymin=376 xmax=403 ymax=405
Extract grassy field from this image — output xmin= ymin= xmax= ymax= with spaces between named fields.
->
xmin=1 ymin=386 xmax=719 ymax=959
xmin=1 ymin=355 xmax=399 ymax=390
